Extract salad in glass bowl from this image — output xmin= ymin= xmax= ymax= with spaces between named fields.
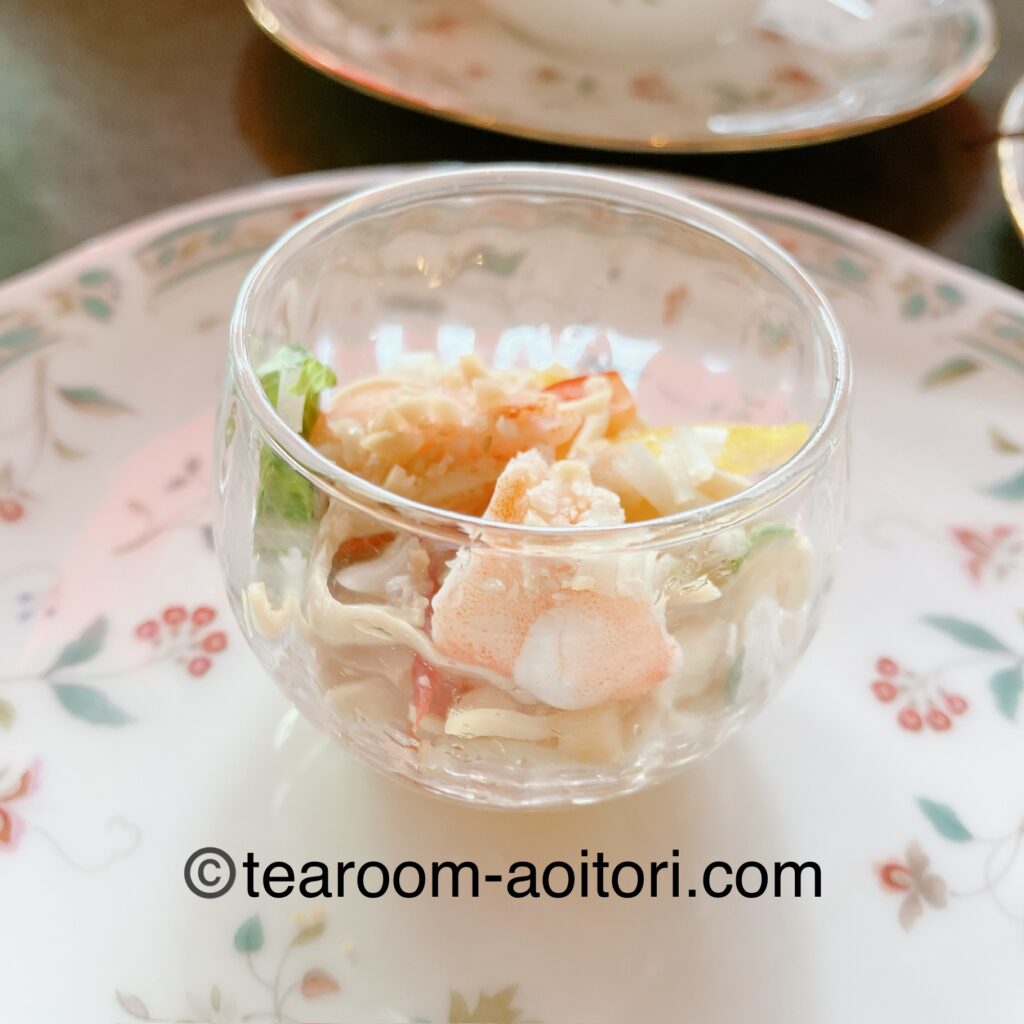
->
xmin=215 ymin=166 xmax=850 ymax=807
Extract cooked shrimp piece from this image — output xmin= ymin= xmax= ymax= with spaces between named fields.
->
xmin=430 ymin=450 xmax=681 ymax=710
xmin=514 ymin=589 xmax=681 ymax=709
xmin=309 ymin=356 xmax=583 ymax=515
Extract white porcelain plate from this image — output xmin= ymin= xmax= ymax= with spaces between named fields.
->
xmin=245 ymin=0 xmax=997 ymax=152
xmin=2 ymin=167 xmax=1024 ymax=1023
xmin=999 ymin=74 xmax=1024 ymax=242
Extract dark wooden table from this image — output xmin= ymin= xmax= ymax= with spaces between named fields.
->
xmin=2 ymin=0 xmax=1021 ymax=287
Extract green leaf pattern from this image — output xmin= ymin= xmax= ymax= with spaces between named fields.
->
xmin=52 ymin=683 xmax=133 ymax=726
xmin=57 ymin=385 xmax=132 ymax=415
xmin=985 ymin=469 xmax=1024 ymax=501
xmin=234 ymin=915 xmax=265 ymax=953
xmin=45 ymin=617 xmax=109 ymax=674
xmin=921 ymin=616 xmax=1009 ymax=653
xmin=921 ymin=356 xmax=979 ymax=389
xmin=917 ymin=798 xmax=973 ymax=842
xmin=990 ymin=664 xmax=1023 ymax=720
xmin=917 ymin=616 xmax=1023 ymax=721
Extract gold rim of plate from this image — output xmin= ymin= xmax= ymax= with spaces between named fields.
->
xmin=998 ymin=74 xmax=1024 ymax=243
xmin=245 ymin=0 xmax=999 ymax=154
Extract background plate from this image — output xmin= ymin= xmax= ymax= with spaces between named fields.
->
xmin=245 ymin=0 xmax=997 ymax=152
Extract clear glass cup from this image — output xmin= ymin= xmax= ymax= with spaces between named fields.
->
xmin=215 ymin=165 xmax=851 ymax=808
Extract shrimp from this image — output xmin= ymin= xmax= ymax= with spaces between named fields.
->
xmin=430 ymin=450 xmax=681 ymax=710
xmin=309 ymin=355 xmax=583 ymax=515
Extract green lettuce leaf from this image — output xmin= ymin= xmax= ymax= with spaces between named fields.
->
xmin=257 ymin=344 xmax=337 ymax=436
xmin=257 ymin=447 xmax=316 ymax=522
xmin=255 ymin=345 xmax=335 ymax=523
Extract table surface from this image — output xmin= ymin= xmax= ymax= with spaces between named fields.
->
xmin=1 ymin=0 xmax=1022 ymax=288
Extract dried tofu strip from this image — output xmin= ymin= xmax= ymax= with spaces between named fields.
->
xmin=444 ymin=703 xmax=625 ymax=764
xmin=303 ymin=503 xmax=518 ymax=691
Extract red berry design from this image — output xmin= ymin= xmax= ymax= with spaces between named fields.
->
xmin=0 ymin=499 xmax=25 ymax=523
xmin=927 ymin=709 xmax=952 ymax=731
xmin=135 ymin=619 xmax=159 ymax=640
xmin=876 ymin=657 xmax=899 ymax=677
xmin=945 ymin=693 xmax=968 ymax=715
xmin=187 ymin=656 xmax=211 ymax=677
xmin=879 ymin=862 xmax=911 ymax=892
xmin=201 ymin=631 xmax=227 ymax=654
xmin=871 ymin=680 xmax=898 ymax=703
xmin=898 ymin=707 xmax=922 ymax=732
xmin=192 ymin=606 xmax=216 ymax=627
xmin=163 ymin=605 xmax=188 ymax=626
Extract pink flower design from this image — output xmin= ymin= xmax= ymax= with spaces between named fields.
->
xmin=0 ymin=465 xmax=31 ymax=524
xmin=773 ymin=65 xmax=819 ymax=89
xmin=630 ymin=74 xmax=676 ymax=104
xmin=662 ymin=285 xmax=689 ymax=327
xmin=0 ymin=498 xmax=26 ymax=523
xmin=418 ymin=13 xmax=460 ymax=33
xmin=534 ymin=65 xmax=564 ymax=85
xmin=950 ymin=525 xmax=1021 ymax=583
xmin=878 ymin=842 xmax=947 ymax=930
xmin=134 ymin=605 xmax=228 ymax=678
xmin=0 ymin=761 xmax=40 ymax=851
xmin=869 ymin=657 xmax=967 ymax=733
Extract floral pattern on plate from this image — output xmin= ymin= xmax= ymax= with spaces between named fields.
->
xmin=0 ymin=267 xmax=131 ymax=522
xmin=2 ymin=167 xmax=1023 ymax=1022
xmin=880 ymin=797 xmax=1024 ymax=934
xmin=116 ymin=908 xmax=531 ymax=1023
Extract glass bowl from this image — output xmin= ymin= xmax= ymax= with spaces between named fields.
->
xmin=215 ymin=165 xmax=851 ymax=808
